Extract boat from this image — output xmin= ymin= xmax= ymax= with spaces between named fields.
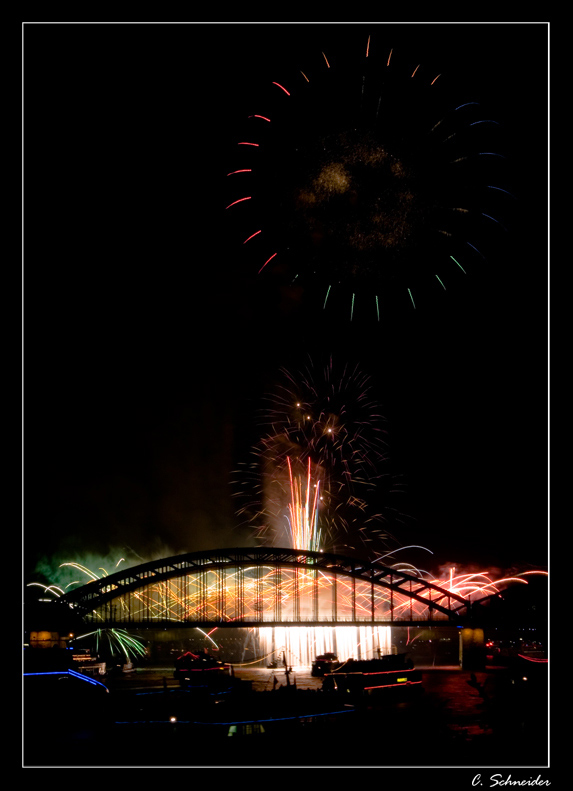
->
xmin=173 ymin=650 xmax=231 ymax=688
xmin=116 ymin=650 xmax=356 ymax=739
xmin=311 ymin=652 xmax=340 ymax=677
xmin=321 ymin=652 xmax=422 ymax=697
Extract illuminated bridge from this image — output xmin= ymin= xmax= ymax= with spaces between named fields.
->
xmin=60 ymin=547 xmax=476 ymax=629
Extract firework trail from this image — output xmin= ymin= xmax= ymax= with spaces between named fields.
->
xmin=233 ymin=356 xmax=408 ymax=555
xmin=225 ymin=33 xmax=512 ymax=318
xmin=285 ymin=456 xmax=323 ymax=553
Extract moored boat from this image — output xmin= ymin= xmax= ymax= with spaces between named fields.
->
xmin=173 ymin=650 xmax=230 ymax=687
xmin=322 ymin=652 xmax=422 ymax=696
xmin=311 ymin=652 xmax=340 ymax=677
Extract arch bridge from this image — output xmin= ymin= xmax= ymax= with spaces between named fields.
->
xmin=60 ymin=547 xmax=480 ymax=629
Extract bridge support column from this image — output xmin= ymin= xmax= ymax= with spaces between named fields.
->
xmin=459 ymin=627 xmax=486 ymax=670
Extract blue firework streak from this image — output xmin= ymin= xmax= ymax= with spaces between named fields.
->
xmin=225 ymin=34 xmax=513 ymax=318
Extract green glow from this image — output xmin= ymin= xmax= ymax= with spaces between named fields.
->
xmin=350 ymin=293 xmax=355 ymax=321
xmin=323 ymin=284 xmax=331 ymax=309
xmin=408 ymin=288 xmax=416 ymax=309
xmin=450 ymin=256 xmax=466 ymax=274
xmin=435 ymin=275 xmax=446 ymax=290
xmin=375 ymin=295 xmax=380 ymax=321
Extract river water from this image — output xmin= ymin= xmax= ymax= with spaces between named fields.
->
xmin=24 ymin=661 xmax=549 ymax=769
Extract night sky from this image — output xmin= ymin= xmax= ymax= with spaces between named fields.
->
xmin=24 ymin=22 xmax=548 ymax=583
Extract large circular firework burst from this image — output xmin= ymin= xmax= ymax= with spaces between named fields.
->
xmin=232 ymin=357 xmax=409 ymax=556
xmin=225 ymin=33 xmax=512 ymax=318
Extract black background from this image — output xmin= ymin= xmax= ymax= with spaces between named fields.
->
xmin=24 ymin=22 xmax=548 ymax=581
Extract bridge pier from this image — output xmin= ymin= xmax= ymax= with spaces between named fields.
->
xmin=459 ymin=627 xmax=486 ymax=670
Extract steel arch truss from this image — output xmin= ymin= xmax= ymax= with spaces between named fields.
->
xmin=60 ymin=547 xmax=472 ymax=627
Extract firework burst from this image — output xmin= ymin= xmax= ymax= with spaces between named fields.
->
xmin=73 ymin=628 xmax=147 ymax=663
xmin=233 ymin=356 xmax=408 ymax=555
xmin=225 ymin=33 xmax=512 ymax=318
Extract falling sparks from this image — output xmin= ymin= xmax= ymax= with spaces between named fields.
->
xmin=258 ymin=252 xmax=277 ymax=274
xmin=272 ymin=81 xmax=290 ymax=96
xmin=244 ymin=230 xmax=262 ymax=244
xmin=225 ymin=196 xmax=251 ymax=210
